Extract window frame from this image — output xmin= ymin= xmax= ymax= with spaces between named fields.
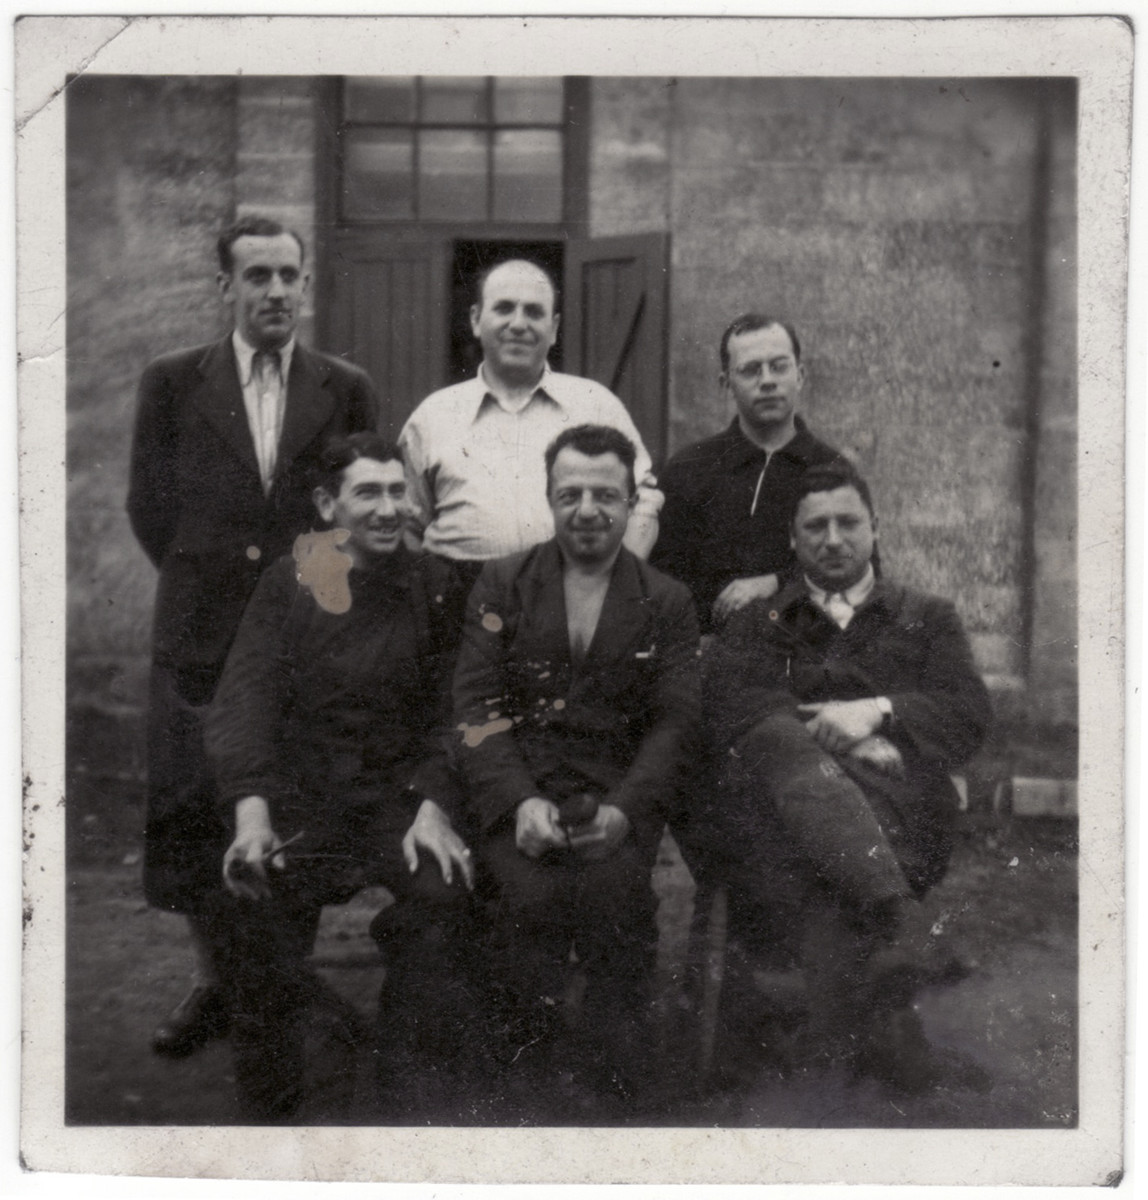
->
xmin=337 ymin=76 xmax=571 ymax=227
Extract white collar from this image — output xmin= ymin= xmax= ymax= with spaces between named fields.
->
xmin=232 ymin=329 xmax=296 ymax=385
xmin=474 ymin=361 xmax=556 ymax=416
xmin=806 ymin=562 xmax=876 ymax=609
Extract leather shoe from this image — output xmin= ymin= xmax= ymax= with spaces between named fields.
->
xmin=151 ymin=984 xmax=231 ymax=1058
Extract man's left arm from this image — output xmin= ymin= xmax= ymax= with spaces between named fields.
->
xmin=601 ymin=583 xmax=702 ymax=827
xmin=875 ymin=596 xmax=992 ymax=768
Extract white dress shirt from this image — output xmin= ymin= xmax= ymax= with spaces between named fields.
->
xmin=232 ymin=330 xmax=295 ymax=495
xmin=399 ymin=364 xmax=662 ymax=561
xmin=806 ymin=563 xmax=876 ymax=630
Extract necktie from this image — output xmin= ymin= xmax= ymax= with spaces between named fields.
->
xmin=824 ymin=591 xmax=854 ymax=630
xmin=251 ymin=351 xmax=282 ymax=494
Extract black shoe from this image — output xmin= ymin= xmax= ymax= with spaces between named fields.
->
xmin=151 ymin=984 xmax=231 ymax=1058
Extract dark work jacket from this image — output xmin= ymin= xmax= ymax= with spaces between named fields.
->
xmin=651 ymin=416 xmax=844 ymax=632
xmin=704 ymin=576 xmax=992 ymax=891
xmin=452 ymin=540 xmax=702 ymax=845
xmin=205 ymin=548 xmax=468 ymax=837
xmin=127 ymin=336 xmax=378 ymax=696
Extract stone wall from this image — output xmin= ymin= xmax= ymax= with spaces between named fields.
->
xmin=66 ymin=75 xmax=239 ymax=779
xmin=590 ymin=77 xmax=1077 ymax=727
xmin=65 ymin=74 xmax=1077 ymax=785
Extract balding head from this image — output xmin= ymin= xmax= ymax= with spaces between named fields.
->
xmin=470 ymin=259 xmax=560 ymax=388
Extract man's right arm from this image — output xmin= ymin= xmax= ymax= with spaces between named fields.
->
xmin=397 ymin=410 xmax=436 ymax=537
xmin=127 ymin=356 xmax=182 ymax=567
xmin=204 ymin=559 xmax=298 ymax=823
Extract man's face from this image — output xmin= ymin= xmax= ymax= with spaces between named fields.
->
xmin=722 ymin=323 xmax=804 ymax=438
xmin=791 ymin=485 xmax=877 ymax=592
xmin=218 ymin=233 xmax=308 ymax=351
xmin=470 ymin=261 xmax=559 ymax=385
xmin=548 ymin=447 xmax=633 ymax=566
xmin=314 ymin=457 xmax=408 ymax=569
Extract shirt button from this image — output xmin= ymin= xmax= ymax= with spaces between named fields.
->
xmin=246 ymin=545 xmax=261 ymax=561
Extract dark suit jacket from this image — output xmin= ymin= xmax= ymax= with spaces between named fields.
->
xmin=452 ymin=540 xmax=701 ymax=845
xmin=704 ymin=575 xmax=992 ymax=891
xmin=127 ymin=335 xmax=379 ymax=689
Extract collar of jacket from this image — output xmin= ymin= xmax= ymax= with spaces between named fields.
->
xmin=773 ymin=571 xmax=898 ymax=622
xmin=717 ymin=414 xmax=822 ymax=468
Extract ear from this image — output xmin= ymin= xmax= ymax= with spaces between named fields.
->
xmin=216 ymin=270 xmax=233 ymax=304
xmin=313 ymin=485 xmax=337 ymax=525
xmin=870 ymin=513 xmax=879 ymax=539
xmin=300 ymin=269 xmax=312 ymax=299
xmin=795 ymin=361 xmax=806 ymax=389
xmin=551 ymin=312 xmax=561 ymax=338
xmin=469 ymin=302 xmax=482 ymax=338
xmin=718 ymin=371 xmax=730 ymax=396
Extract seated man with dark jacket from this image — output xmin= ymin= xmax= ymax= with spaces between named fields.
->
xmin=203 ymin=432 xmax=476 ymax=1121
xmin=702 ymin=461 xmax=992 ymax=1093
xmin=451 ymin=424 xmax=701 ymax=1112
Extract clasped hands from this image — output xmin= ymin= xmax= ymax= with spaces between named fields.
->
xmin=797 ymin=698 xmax=905 ymax=778
xmin=223 ymin=794 xmax=474 ymax=901
xmin=515 ymin=796 xmax=630 ymax=862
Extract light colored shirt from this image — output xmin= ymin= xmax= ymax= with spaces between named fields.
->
xmin=232 ymin=330 xmax=296 ymax=495
xmin=399 ymin=364 xmax=662 ymax=561
xmin=806 ymin=563 xmax=876 ymax=630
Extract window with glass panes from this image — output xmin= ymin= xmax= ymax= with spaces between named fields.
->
xmin=340 ymin=77 xmax=566 ymax=224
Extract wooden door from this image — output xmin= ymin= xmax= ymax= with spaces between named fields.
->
xmin=326 ymin=231 xmax=451 ymax=439
xmin=564 ymin=233 xmax=670 ymax=464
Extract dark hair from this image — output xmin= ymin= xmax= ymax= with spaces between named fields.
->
xmin=217 ymin=215 xmax=305 ymax=274
xmin=789 ymin=460 xmax=875 ymax=525
xmin=544 ymin=424 xmax=637 ymax=498
xmin=719 ymin=313 xmax=801 ymax=373
xmin=473 ymin=257 xmax=561 ymax=314
xmin=315 ymin=431 xmax=402 ymax=498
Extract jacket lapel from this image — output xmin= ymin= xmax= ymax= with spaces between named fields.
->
xmin=580 ymin=549 xmax=651 ymax=673
xmin=517 ymin=541 xmax=573 ymax=669
xmin=191 ymin=336 xmax=260 ymax=476
xmin=276 ymin=345 xmax=336 ymax=478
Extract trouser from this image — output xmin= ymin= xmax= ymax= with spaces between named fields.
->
xmin=141 ymin=661 xmax=228 ymax=914
xmin=478 ymin=826 xmax=660 ymax=1084
xmin=201 ymin=809 xmax=476 ymax=1120
xmin=710 ymin=713 xmax=934 ymax=1057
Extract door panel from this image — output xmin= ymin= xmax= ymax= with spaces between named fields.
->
xmin=329 ymin=232 xmax=450 ymax=438
xmin=564 ymin=233 xmax=670 ymax=464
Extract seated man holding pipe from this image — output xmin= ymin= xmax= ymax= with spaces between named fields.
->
xmin=451 ymin=424 xmax=700 ymax=1113
xmin=702 ymin=460 xmax=992 ymax=1093
xmin=203 ymin=432 xmax=476 ymax=1121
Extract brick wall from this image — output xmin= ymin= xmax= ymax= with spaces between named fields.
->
xmin=590 ymin=77 xmax=1077 ymax=727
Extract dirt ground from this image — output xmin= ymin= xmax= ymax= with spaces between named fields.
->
xmin=64 ymin=776 xmax=1077 ymax=1129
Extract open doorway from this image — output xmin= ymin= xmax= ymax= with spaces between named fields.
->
xmin=448 ymin=239 xmax=566 ymax=385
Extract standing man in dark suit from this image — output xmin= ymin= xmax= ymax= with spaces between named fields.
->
xmin=452 ymin=424 xmax=700 ymax=1114
xmin=127 ymin=215 xmax=378 ymax=1057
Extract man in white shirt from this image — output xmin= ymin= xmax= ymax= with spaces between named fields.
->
xmin=400 ymin=259 xmax=662 ymax=580
xmin=127 ymin=216 xmax=378 ymax=1060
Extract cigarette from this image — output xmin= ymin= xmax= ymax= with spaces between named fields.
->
xmin=258 ymin=831 xmax=304 ymax=863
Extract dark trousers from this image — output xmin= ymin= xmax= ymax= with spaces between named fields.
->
xmin=202 ymin=808 xmax=476 ymax=1120
xmin=478 ymin=827 xmax=659 ymax=1076
xmin=705 ymin=713 xmax=923 ymax=1055
xmin=142 ymin=661 xmax=228 ymax=914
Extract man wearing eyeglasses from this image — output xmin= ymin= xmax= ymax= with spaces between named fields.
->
xmin=651 ymin=314 xmax=846 ymax=633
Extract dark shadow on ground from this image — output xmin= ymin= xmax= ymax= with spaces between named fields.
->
xmin=64 ymin=773 xmax=1076 ymax=1128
